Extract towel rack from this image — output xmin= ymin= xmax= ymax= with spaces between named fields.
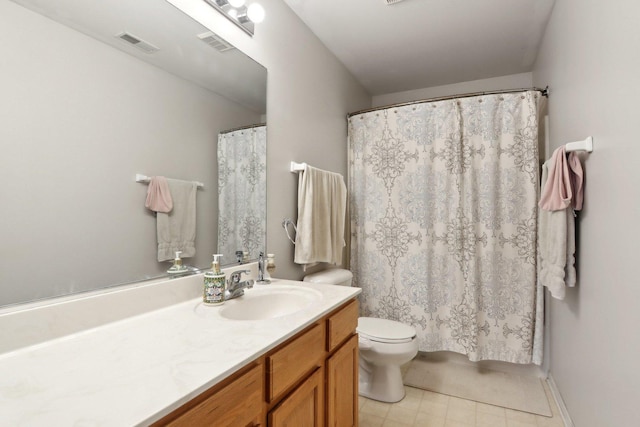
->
xmin=135 ymin=173 xmax=204 ymax=189
xmin=565 ymin=136 xmax=593 ymax=153
xmin=290 ymin=162 xmax=307 ymax=173
xmin=282 ymin=218 xmax=297 ymax=244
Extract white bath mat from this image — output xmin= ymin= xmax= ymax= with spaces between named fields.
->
xmin=403 ymin=354 xmax=552 ymax=417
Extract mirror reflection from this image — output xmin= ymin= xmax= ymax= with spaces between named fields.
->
xmin=1 ymin=0 xmax=267 ymax=307
xmin=217 ymin=124 xmax=267 ymax=264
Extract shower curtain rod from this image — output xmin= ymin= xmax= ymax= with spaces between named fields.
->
xmin=219 ymin=122 xmax=267 ymax=135
xmin=347 ymin=86 xmax=548 ymax=118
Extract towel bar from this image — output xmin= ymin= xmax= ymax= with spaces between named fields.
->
xmin=565 ymin=136 xmax=593 ymax=153
xmin=135 ymin=173 xmax=204 ymax=189
xmin=290 ymin=162 xmax=307 ymax=173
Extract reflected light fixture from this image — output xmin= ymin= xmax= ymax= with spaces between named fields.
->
xmin=246 ymin=3 xmax=265 ymax=23
xmin=203 ymin=0 xmax=265 ymax=36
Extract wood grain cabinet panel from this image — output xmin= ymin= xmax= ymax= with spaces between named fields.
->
xmin=326 ymin=334 xmax=359 ymax=427
xmin=157 ymin=363 xmax=263 ymax=427
xmin=266 ymin=323 xmax=324 ymax=402
xmin=326 ymin=299 xmax=358 ymax=352
xmin=268 ymin=368 xmax=323 ymax=427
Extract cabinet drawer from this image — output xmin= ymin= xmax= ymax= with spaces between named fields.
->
xmin=165 ymin=363 xmax=263 ymax=427
xmin=326 ymin=299 xmax=358 ymax=352
xmin=267 ymin=323 xmax=324 ymax=402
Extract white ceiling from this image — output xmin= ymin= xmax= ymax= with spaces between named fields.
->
xmin=284 ymin=0 xmax=556 ymax=95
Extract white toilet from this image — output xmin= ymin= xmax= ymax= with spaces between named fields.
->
xmin=303 ymin=268 xmax=418 ymax=403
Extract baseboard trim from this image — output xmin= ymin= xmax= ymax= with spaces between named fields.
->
xmin=546 ymin=374 xmax=574 ymax=427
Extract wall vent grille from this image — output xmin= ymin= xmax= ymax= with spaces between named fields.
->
xmin=115 ymin=32 xmax=159 ymax=54
xmin=198 ymin=32 xmax=236 ymax=52
xmin=385 ymin=0 xmax=406 ymax=4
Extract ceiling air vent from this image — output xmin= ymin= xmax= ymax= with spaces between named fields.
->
xmin=198 ymin=31 xmax=236 ymax=53
xmin=115 ymin=32 xmax=159 ymax=54
xmin=385 ymin=0 xmax=406 ymax=4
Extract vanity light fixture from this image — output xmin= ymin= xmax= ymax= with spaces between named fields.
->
xmin=203 ymin=0 xmax=266 ymax=36
xmin=246 ymin=3 xmax=265 ymax=23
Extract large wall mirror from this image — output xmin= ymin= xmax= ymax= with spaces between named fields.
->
xmin=1 ymin=0 xmax=267 ymax=307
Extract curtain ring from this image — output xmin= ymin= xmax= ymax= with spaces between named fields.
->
xmin=282 ymin=218 xmax=297 ymax=244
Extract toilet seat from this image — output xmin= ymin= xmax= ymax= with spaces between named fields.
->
xmin=357 ymin=317 xmax=416 ymax=344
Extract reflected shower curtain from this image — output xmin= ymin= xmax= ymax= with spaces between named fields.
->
xmin=349 ymin=92 xmax=543 ymax=364
xmin=217 ymin=125 xmax=267 ymax=262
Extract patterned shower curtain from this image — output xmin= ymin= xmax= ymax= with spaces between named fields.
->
xmin=348 ymin=92 xmax=543 ymax=364
xmin=217 ymin=125 xmax=267 ymax=262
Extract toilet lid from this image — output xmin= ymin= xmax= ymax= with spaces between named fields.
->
xmin=357 ymin=317 xmax=416 ymax=343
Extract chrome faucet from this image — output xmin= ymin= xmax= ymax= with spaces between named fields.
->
xmin=224 ymin=269 xmax=254 ymax=300
xmin=257 ymin=252 xmax=271 ymax=284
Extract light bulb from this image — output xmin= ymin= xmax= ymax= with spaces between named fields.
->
xmin=227 ymin=0 xmax=245 ymax=7
xmin=227 ymin=8 xmax=238 ymax=19
xmin=247 ymin=3 xmax=265 ymax=23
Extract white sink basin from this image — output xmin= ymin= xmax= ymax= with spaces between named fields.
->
xmin=218 ymin=285 xmax=322 ymax=320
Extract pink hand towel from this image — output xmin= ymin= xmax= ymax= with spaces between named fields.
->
xmin=568 ymin=152 xmax=583 ymax=210
xmin=145 ymin=176 xmax=173 ymax=213
xmin=539 ymin=147 xmax=584 ymax=211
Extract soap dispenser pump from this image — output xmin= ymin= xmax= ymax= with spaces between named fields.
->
xmin=203 ymin=254 xmax=225 ymax=305
xmin=167 ymin=251 xmax=188 ymax=275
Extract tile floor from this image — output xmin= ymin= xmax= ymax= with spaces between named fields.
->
xmin=358 ymin=381 xmax=565 ymax=427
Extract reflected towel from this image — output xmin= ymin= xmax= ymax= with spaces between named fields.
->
xmin=156 ymin=179 xmax=197 ymax=262
xmin=294 ymin=165 xmax=347 ymax=265
xmin=538 ymin=161 xmax=576 ymax=300
xmin=539 ymin=146 xmax=584 ymax=211
xmin=145 ymin=176 xmax=173 ymax=213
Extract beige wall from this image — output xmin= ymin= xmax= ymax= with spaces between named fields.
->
xmin=533 ymin=1 xmax=640 ymax=425
xmin=169 ymin=0 xmax=371 ymax=280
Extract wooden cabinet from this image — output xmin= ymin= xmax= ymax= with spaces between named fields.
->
xmin=153 ymin=298 xmax=358 ymax=427
xmin=326 ymin=334 xmax=358 ymax=427
xmin=152 ymin=362 xmax=264 ymax=427
xmin=266 ymin=323 xmax=324 ymax=403
xmin=326 ymin=299 xmax=358 ymax=352
xmin=268 ymin=368 xmax=323 ymax=427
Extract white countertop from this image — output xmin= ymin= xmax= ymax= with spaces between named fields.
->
xmin=0 ymin=278 xmax=360 ymax=426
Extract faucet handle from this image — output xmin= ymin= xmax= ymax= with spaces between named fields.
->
xmin=228 ymin=269 xmax=250 ymax=284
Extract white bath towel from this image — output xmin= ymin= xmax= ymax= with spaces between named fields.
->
xmin=538 ymin=161 xmax=577 ymax=300
xmin=156 ymin=179 xmax=198 ymax=262
xmin=294 ymin=165 xmax=347 ymax=266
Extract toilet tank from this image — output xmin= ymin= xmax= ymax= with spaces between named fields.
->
xmin=303 ymin=268 xmax=353 ymax=286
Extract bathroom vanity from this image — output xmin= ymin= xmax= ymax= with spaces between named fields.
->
xmin=153 ymin=299 xmax=359 ymax=426
xmin=0 ymin=271 xmax=360 ymax=426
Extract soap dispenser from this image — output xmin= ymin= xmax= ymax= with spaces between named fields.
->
xmin=167 ymin=251 xmax=188 ymax=275
xmin=203 ymin=254 xmax=225 ymax=305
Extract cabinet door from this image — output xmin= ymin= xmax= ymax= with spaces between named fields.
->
xmin=326 ymin=334 xmax=358 ymax=427
xmin=268 ymin=367 xmax=323 ymax=427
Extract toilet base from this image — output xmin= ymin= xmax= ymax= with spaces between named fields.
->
xmin=359 ymin=361 xmax=406 ymax=403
